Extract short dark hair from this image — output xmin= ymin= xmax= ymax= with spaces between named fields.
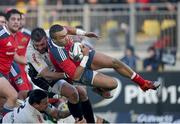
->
xmin=0 ymin=11 xmax=6 ymax=18
xmin=6 ymin=9 xmax=21 ymax=21
xmin=126 ymin=45 xmax=134 ymax=53
xmin=28 ymin=89 xmax=47 ymax=105
xmin=49 ymin=24 xmax=64 ymax=39
xmin=31 ymin=27 xmax=46 ymax=42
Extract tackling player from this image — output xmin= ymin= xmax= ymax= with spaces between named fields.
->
xmin=28 ymin=28 xmax=97 ymax=123
xmin=2 ymin=89 xmax=70 ymax=123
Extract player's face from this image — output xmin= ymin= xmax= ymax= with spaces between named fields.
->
xmin=33 ymin=37 xmax=48 ymax=54
xmin=7 ymin=14 xmax=21 ymax=33
xmin=52 ymin=31 xmax=68 ymax=47
xmin=37 ymin=97 xmax=48 ymax=112
xmin=0 ymin=16 xmax=6 ymax=26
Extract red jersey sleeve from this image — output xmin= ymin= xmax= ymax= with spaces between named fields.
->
xmin=57 ymin=58 xmax=76 ymax=79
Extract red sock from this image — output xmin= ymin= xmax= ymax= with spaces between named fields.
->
xmin=132 ymin=73 xmax=146 ymax=86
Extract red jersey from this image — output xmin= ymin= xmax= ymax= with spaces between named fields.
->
xmin=48 ymin=37 xmax=77 ymax=80
xmin=16 ymin=28 xmax=31 ymax=56
xmin=16 ymin=28 xmax=31 ymax=71
xmin=0 ymin=26 xmax=18 ymax=75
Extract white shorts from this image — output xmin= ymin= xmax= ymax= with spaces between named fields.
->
xmin=51 ymin=79 xmax=66 ymax=95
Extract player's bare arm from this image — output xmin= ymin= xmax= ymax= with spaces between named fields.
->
xmin=64 ymin=26 xmax=99 ymax=38
xmin=14 ymin=53 xmax=27 ymax=65
xmin=40 ymin=67 xmax=67 ymax=81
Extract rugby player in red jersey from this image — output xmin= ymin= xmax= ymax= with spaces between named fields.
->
xmin=48 ymin=24 xmax=161 ymax=93
xmin=0 ymin=9 xmax=27 ymax=116
xmin=9 ymin=12 xmax=32 ymax=92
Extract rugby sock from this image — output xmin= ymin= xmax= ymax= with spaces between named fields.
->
xmin=81 ymin=99 xmax=95 ymax=123
xmin=67 ymin=101 xmax=83 ymax=121
xmin=131 ymin=72 xmax=146 ymax=86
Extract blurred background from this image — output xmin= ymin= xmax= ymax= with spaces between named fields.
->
xmin=1 ymin=0 xmax=180 ymax=123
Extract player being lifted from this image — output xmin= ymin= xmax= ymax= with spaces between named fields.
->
xmin=48 ymin=24 xmax=161 ymax=93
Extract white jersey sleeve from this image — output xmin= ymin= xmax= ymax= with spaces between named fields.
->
xmin=27 ymin=42 xmax=48 ymax=74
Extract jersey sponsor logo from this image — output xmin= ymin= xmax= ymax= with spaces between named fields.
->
xmin=32 ymin=53 xmax=42 ymax=66
xmin=15 ymin=77 xmax=23 ymax=85
xmin=6 ymin=51 xmax=15 ymax=55
xmin=6 ymin=41 xmax=12 ymax=46
xmin=18 ymin=45 xmax=25 ymax=49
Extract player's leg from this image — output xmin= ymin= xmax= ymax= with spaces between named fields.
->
xmin=0 ymin=76 xmax=18 ymax=115
xmin=93 ymin=72 xmax=117 ymax=90
xmin=75 ymin=86 xmax=95 ymax=123
xmin=19 ymin=70 xmax=33 ymax=91
xmin=51 ymin=80 xmax=84 ymax=121
xmin=91 ymin=52 xmax=133 ymax=77
xmin=78 ymin=69 xmax=117 ymax=99
xmin=91 ymin=52 xmax=161 ymax=91
xmin=9 ymin=62 xmax=32 ymax=92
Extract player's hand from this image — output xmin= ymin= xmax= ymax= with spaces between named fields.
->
xmin=85 ymin=32 xmax=100 ymax=39
xmin=80 ymin=45 xmax=89 ymax=56
xmin=75 ymin=117 xmax=86 ymax=124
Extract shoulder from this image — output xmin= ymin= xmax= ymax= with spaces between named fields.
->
xmin=21 ymin=28 xmax=31 ymax=37
xmin=27 ymin=42 xmax=41 ymax=59
xmin=0 ymin=26 xmax=10 ymax=39
xmin=27 ymin=42 xmax=37 ymax=54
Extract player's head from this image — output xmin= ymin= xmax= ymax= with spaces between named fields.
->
xmin=0 ymin=11 xmax=6 ymax=26
xmin=28 ymin=89 xmax=48 ymax=112
xmin=49 ymin=24 xmax=68 ymax=46
xmin=31 ymin=27 xmax=48 ymax=54
xmin=6 ymin=9 xmax=21 ymax=33
xmin=125 ymin=46 xmax=134 ymax=56
xmin=147 ymin=46 xmax=156 ymax=58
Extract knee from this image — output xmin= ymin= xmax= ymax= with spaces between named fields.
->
xmin=112 ymin=79 xmax=118 ymax=89
xmin=112 ymin=59 xmax=120 ymax=68
xmin=67 ymin=88 xmax=79 ymax=104
xmin=77 ymin=87 xmax=88 ymax=101
xmin=109 ymin=79 xmax=118 ymax=90
xmin=18 ymin=90 xmax=29 ymax=100
xmin=8 ymin=91 xmax=18 ymax=102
